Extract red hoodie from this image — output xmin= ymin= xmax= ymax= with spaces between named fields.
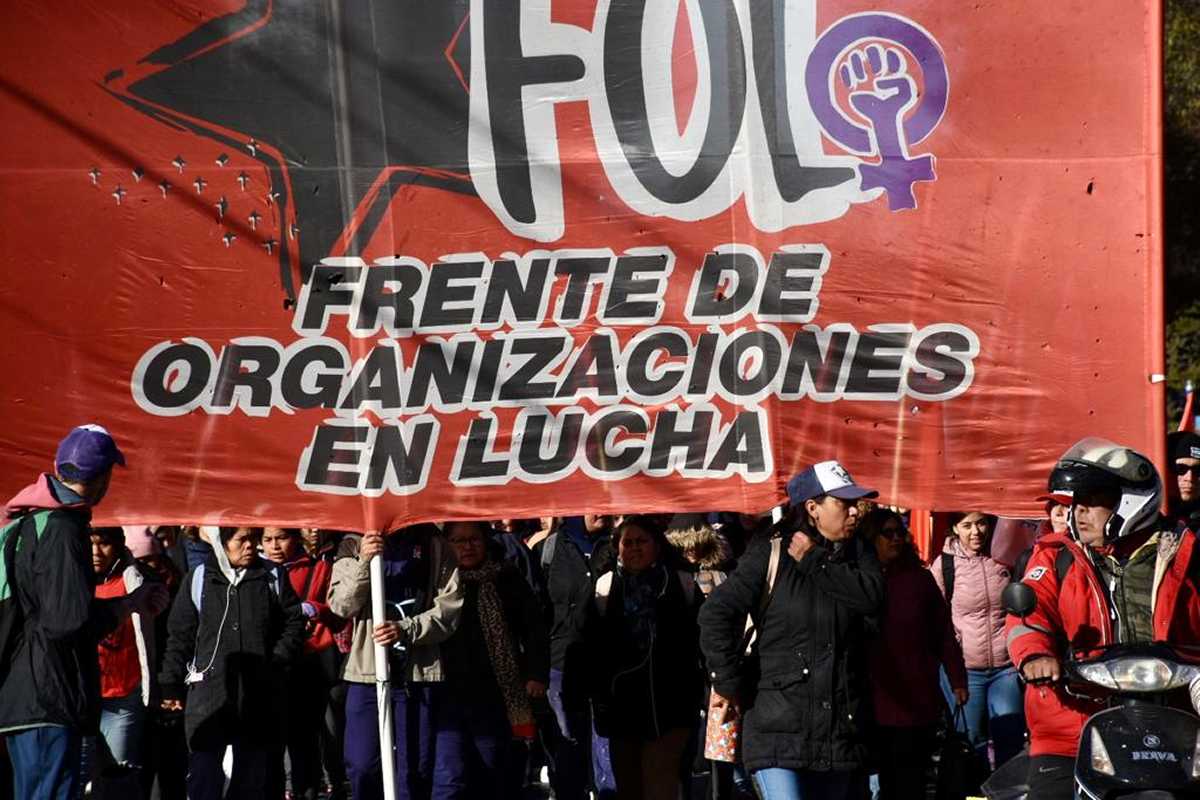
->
xmin=1006 ymin=527 xmax=1200 ymax=757
xmin=282 ymin=544 xmax=344 ymax=654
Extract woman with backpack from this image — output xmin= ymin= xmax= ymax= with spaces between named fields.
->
xmin=931 ymin=512 xmax=1026 ymax=770
xmin=158 ymin=526 xmax=307 ymax=800
xmin=587 ymin=516 xmax=703 ymax=800
xmin=699 ymin=461 xmax=884 ymax=800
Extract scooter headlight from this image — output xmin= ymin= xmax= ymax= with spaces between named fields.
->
xmin=1090 ymin=728 xmax=1116 ymax=776
xmin=1077 ymin=658 xmax=1200 ymax=692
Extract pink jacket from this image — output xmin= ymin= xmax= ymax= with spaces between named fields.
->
xmin=931 ymin=536 xmax=1012 ymax=670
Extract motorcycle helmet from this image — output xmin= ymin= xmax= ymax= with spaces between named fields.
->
xmin=1055 ymin=437 xmax=1162 ymax=542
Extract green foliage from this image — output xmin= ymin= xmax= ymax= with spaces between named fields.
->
xmin=1165 ymin=0 xmax=1200 ymax=415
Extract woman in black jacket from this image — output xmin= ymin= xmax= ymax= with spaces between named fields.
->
xmin=588 ymin=515 xmax=703 ymax=800
xmin=158 ymin=526 xmax=307 ymax=800
xmin=699 ymin=462 xmax=884 ymax=800
xmin=433 ymin=521 xmax=550 ymax=800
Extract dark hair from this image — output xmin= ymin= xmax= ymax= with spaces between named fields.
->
xmin=219 ymin=526 xmax=263 ymax=545
xmin=858 ymin=508 xmax=904 ymax=541
xmin=444 ymin=520 xmax=491 ymax=540
xmin=90 ymin=526 xmax=124 ymax=545
xmin=263 ymin=527 xmax=301 ymax=539
xmin=947 ymin=512 xmax=997 ymax=531
xmin=613 ymin=515 xmax=669 ymax=552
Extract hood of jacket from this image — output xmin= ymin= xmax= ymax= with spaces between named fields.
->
xmin=204 ymin=536 xmax=247 ymax=585
xmin=5 ymin=474 xmax=89 ymax=518
xmin=666 ymin=524 xmax=732 ymax=569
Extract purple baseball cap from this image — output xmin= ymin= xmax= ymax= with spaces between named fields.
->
xmin=55 ymin=424 xmax=126 ymax=482
xmin=787 ymin=460 xmax=878 ymax=505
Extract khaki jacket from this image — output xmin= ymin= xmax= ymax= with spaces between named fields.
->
xmin=328 ymin=533 xmax=462 ymax=684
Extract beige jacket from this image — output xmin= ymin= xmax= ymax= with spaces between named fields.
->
xmin=328 ymin=533 xmax=462 ymax=684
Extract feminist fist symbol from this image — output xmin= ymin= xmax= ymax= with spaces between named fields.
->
xmin=841 ymin=44 xmax=934 ymax=210
xmin=806 ymin=14 xmax=949 ymax=212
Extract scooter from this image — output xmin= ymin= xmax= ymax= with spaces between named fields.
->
xmin=992 ymin=582 xmax=1200 ymax=799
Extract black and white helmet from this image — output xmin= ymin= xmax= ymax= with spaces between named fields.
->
xmin=1056 ymin=437 xmax=1162 ymax=541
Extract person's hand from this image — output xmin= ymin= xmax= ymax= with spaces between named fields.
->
xmin=359 ymin=533 xmax=385 ymax=563
xmin=953 ymin=687 xmax=970 ymax=706
xmin=787 ymin=531 xmax=815 ymax=562
xmin=160 ymin=699 xmax=183 ymax=713
xmin=373 ymin=621 xmax=404 ymax=647
xmin=128 ymin=583 xmax=170 ymax=617
xmin=710 ymin=689 xmax=741 ymax=718
xmin=1022 ymin=656 xmax=1061 ymax=684
xmin=525 ymin=680 xmax=547 ymax=700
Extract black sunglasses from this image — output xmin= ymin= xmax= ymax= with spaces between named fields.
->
xmin=1173 ymin=463 xmax=1200 ymax=478
xmin=878 ymin=525 xmax=907 ymax=541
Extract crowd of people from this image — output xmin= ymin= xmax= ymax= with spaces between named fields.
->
xmin=0 ymin=423 xmax=1199 ymax=800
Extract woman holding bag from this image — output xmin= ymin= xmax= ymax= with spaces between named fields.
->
xmin=699 ymin=461 xmax=884 ymax=800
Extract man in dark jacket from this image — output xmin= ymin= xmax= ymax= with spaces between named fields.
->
xmin=0 ymin=425 xmax=168 ymax=800
xmin=533 ymin=515 xmax=617 ymax=800
xmin=158 ymin=527 xmax=307 ymax=800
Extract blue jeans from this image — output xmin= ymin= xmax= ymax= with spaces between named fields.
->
xmin=6 ymin=726 xmax=82 ymax=800
xmin=344 ymin=682 xmax=434 ymax=800
xmin=100 ymin=689 xmax=145 ymax=766
xmin=945 ymin=666 xmax=1025 ymax=768
xmin=431 ymin=688 xmax=511 ymax=799
xmin=546 ymin=667 xmax=614 ymax=800
xmin=752 ymin=768 xmax=855 ymax=800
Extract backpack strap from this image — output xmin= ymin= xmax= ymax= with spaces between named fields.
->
xmin=190 ymin=564 xmax=205 ymax=611
xmin=594 ymin=570 xmax=614 ymax=616
xmin=941 ymin=554 xmax=956 ymax=605
xmin=540 ymin=533 xmax=558 ymax=574
xmin=0 ymin=511 xmax=49 ymax=605
xmin=742 ymin=537 xmax=783 ymax=655
xmin=1054 ymin=546 xmax=1074 ymax=584
xmin=267 ymin=565 xmax=282 ymax=597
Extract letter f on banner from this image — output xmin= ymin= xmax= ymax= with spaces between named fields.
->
xmin=468 ymin=1 xmax=590 ymax=242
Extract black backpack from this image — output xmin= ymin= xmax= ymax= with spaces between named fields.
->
xmin=0 ymin=511 xmax=51 ymax=670
xmin=942 ymin=544 xmax=1073 ymax=606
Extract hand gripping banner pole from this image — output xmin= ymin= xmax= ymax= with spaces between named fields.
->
xmin=370 ymin=554 xmax=397 ymax=800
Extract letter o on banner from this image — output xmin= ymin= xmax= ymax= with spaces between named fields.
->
xmin=132 ymin=340 xmax=215 ymax=416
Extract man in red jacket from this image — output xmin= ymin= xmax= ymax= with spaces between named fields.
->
xmin=1006 ymin=438 xmax=1200 ymax=799
xmin=262 ymin=527 xmax=347 ymax=799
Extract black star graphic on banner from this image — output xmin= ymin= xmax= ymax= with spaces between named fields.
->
xmin=105 ymin=0 xmax=476 ymax=300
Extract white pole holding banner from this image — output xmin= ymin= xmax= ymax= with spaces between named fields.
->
xmin=369 ymin=554 xmax=397 ymax=800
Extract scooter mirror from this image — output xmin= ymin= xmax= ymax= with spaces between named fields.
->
xmin=1002 ymin=582 xmax=1036 ymax=618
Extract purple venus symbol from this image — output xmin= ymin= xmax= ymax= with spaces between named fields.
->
xmin=805 ymin=13 xmax=949 ymax=211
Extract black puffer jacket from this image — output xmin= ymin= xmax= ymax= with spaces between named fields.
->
xmin=588 ymin=564 xmax=703 ymax=741
xmin=699 ymin=532 xmax=884 ymax=773
xmin=535 ymin=531 xmax=616 ymax=674
xmin=159 ymin=548 xmax=306 ymax=748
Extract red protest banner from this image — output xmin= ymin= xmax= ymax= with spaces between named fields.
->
xmin=0 ymin=1 xmax=1164 ymax=529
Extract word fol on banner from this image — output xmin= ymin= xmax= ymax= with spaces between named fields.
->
xmin=130 ymin=245 xmax=979 ymax=497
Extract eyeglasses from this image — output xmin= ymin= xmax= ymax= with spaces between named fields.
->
xmin=878 ymin=526 xmax=907 ymax=541
xmin=1173 ymin=463 xmax=1200 ymax=478
xmin=448 ymin=538 xmax=483 ymax=548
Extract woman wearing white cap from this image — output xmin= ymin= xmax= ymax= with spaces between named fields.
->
xmin=698 ymin=460 xmax=884 ymax=800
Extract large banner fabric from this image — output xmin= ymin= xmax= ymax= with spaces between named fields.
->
xmin=0 ymin=1 xmax=1164 ymax=529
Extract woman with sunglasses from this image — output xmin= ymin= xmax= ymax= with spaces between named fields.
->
xmin=932 ymin=511 xmax=1025 ymax=772
xmin=860 ymin=509 xmax=966 ymax=799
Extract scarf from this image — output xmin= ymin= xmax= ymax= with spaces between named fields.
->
xmin=459 ymin=561 xmax=536 ymax=739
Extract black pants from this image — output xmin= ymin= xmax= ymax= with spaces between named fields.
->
xmin=1026 ymin=755 xmax=1074 ymax=800
xmin=875 ymin=724 xmax=936 ymax=800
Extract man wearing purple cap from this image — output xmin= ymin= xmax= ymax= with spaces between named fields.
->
xmin=0 ymin=425 xmax=168 ymax=800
